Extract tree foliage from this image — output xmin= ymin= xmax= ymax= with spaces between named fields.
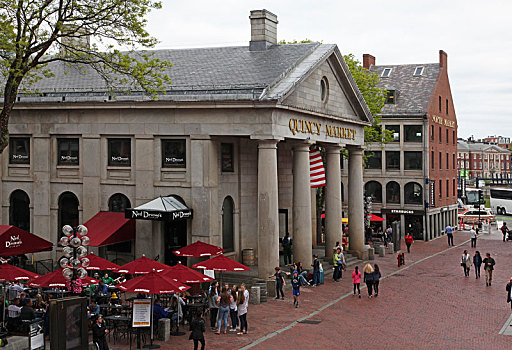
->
xmin=0 ymin=0 xmax=172 ymax=150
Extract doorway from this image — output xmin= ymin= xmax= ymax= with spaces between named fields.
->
xmin=164 ymin=219 xmax=188 ymax=266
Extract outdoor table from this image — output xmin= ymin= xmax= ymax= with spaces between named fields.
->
xmin=104 ymin=315 xmax=132 ymax=344
xmin=183 ymin=302 xmax=206 ymax=324
xmin=99 ymin=304 xmax=128 ymax=316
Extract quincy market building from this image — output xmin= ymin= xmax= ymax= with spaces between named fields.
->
xmin=1 ymin=10 xmax=372 ymax=278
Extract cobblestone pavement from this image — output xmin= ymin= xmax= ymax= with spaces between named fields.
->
xmin=109 ymin=223 xmax=512 ymax=350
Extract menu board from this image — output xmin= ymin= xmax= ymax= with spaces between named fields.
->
xmin=132 ymin=299 xmax=152 ymax=328
xmin=29 ymin=320 xmax=45 ymax=350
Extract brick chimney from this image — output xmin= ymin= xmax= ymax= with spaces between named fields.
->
xmin=249 ymin=9 xmax=278 ymax=51
xmin=363 ymin=54 xmax=375 ymax=69
xmin=439 ymin=50 xmax=447 ymax=69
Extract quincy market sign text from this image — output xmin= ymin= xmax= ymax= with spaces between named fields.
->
xmin=288 ymin=118 xmax=356 ymax=140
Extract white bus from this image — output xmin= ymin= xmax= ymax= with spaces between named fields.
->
xmin=490 ymin=188 xmax=512 ymax=215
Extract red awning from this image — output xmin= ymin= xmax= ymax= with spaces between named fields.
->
xmin=0 ymin=225 xmax=53 ymax=257
xmin=84 ymin=212 xmax=135 ymax=247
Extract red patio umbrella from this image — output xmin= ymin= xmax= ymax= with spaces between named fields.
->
xmin=28 ymin=268 xmax=98 ymax=288
xmin=0 ymin=225 xmax=53 ymax=256
xmin=173 ymin=241 xmax=225 ymax=257
xmin=370 ymin=214 xmax=385 ymax=222
xmin=117 ymin=255 xmax=170 ymax=274
xmin=191 ymin=255 xmax=250 ymax=271
xmin=0 ymin=264 xmax=39 ymax=282
xmin=161 ymin=263 xmax=213 ymax=284
xmin=82 ymin=253 xmax=120 ymax=271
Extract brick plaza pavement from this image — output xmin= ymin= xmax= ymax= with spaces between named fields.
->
xmin=109 ymin=225 xmax=512 ymax=349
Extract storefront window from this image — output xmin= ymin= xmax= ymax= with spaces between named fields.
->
xmin=386 ymin=151 xmax=400 ymax=170
xmin=162 ymin=139 xmax=186 ymax=168
xmin=386 ymin=125 xmax=400 ymax=142
xmin=58 ymin=192 xmax=79 ymax=238
xmin=9 ymin=137 xmax=30 ymax=164
xmin=222 ymin=196 xmax=234 ymax=252
xmin=365 ymin=181 xmax=382 ymax=203
xmin=108 ymin=139 xmax=131 ymax=166
xmin=404 ymin=125 xmax=422 ymax=142
xmin=404 ymin=182 xmax=422 ymax=204
xmin=57 ymin=138 xmax=79 ymax=166
xmin=365 ymin=151 xmax=382 ymax=169
xmin=386 ymin=182 xmax=400 ymax=204
xmin=221 ymin=143 xmax=234 ymax=172
xmin=404 ymin=151 xmax=422 ymax=170
xmin=406 ymin=215 xmax=424 ymax=240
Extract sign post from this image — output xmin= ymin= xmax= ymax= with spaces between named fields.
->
xmin=132 ymin=299 xmax=152 ymax=349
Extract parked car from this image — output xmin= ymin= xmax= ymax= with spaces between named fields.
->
xmin=458 ymin=208 xmax=495 ymax=224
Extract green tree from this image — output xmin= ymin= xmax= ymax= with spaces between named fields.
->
xmin=0 ymin=0 xmax=172 ymax=150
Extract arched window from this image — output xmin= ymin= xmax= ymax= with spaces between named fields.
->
xmin=365 ymin=181 xmax=382 ymax=203
xmin=222 ymin=196 xmax=235 ymax=252
xmin=10 ymin=190 xmax=30 ymax=231
xmin=404 ymin=182 xmax=423 ymax=204
xmin=108 ymin=193 xmax=131 ymax=212
xmin=386 ymin=182 xmax=400 ymax=204
xmin=58 ymin=192 xmax=79 ymax=237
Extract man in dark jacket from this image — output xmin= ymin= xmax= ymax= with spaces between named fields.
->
xmin=20 ymin=298 xmax=35 ymax=322
xmin=311 ymin=255 xmax=320 ymax=287
xmin=92 ymin=315 xmax=109 ymax=350
xmin=506 ymin=278 xmax=512 ymax=309
xmin=483 ymin=253 xmax=496 ymax=286
xmin=189 ymin=310 xmax=205 ymax=350
xmin=282 ymin=233 xmax=292 ymax=265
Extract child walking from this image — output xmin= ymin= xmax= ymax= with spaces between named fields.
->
xmin=352 ymin=266 xmax=361 ymax=298
xmin=291 ymin=270 xmax=303 ymax=308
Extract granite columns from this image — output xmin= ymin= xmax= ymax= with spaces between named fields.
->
xmin=347 ymin=145 xmax=365 ymax=254
xmin=324 ymin=145 xmax=343 ymax=258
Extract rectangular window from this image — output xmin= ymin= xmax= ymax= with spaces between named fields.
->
xmin=162 ymin=139 xmax=186 ymax=168
xmin=431 ymin=125 xmax=434 ymax=141
xmin=381 ymin=68 xmax=392 ymax=77
xmin=404 ymin=151 xmax=422 ymax=170
xmin=221 ymin=143 xmax=234 ymax=172
xmin=57 ymin=138 xmax=79 ymax=166
xmin=439 ymin=180 xmax=442 ymax=198
xmin=439 ymin=96 xmax=442 ymax=113
xmin=386 ymin=125 xmax=400 ymax=142
xmin=385 ymin=90 xmax=395 ymax=104
xmin=9 ymin=137 xmax=30 ymax=164
xmin=453 ymin=130 xmax=455 ymax=145
xmin=108 ymin=138 xmax=131 ymax=166
xmin=446 ymin=179 xmax=449 ymax=198
xmin=446 ymin=129 xmax=449 ymax=144
xmin=386 ymin=151 xmax=400 ymax=170
xmin=446 ymin=99 xmax=449 ymax=114
xmin=439 ymin=127 xmax=442 ymax=143
xmin=439 ymin=152 xmax=442 ymax=169
xmin=365 ymin=151 xmax=382 ymax=169
xmin=453 ymin=179 xmax=456 ymax=196
xmin=404 ymin=125 xmax=422 ymax=142
xmin=413 ymin=67 xmax=424 ymax=76
xmin=431 ymin=151 xmax=434 ymax=168
xmin=446 ymin=152 xmax=449 ymax=169
xmin=452 ymin=154 xmax=455 ymax=169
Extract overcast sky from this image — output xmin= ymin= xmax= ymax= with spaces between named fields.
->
xmin=144 ymin=0 xmax=511 ymax=139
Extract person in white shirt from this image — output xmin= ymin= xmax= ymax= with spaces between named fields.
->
xmin=8 ymin=298 xmax=21 ymax=318
xmin=461 ymin=250 xmax=472 ymax=277
xmin=470 ymin=228 xmax=478 ymax=248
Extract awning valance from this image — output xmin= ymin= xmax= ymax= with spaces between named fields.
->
xmin=125 ymin=195 xmax=193 ymax=221
xmin=84 ymin=212 xmax=135 ymax=247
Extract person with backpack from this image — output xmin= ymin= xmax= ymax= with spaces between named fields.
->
xmin=282 ymin=233 xmax=292 ymax=265
xmin=501 ymin=222 xmax=509 ymax=242
xmin=363 ymin=263 xmax=375 ymax=298
xmin=291 ymin=270 xmax=303 ymax=308
xmin=483 ymin=253 xmax=496 ymax=286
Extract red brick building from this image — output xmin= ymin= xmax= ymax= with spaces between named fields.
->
xmin=457 ymin=139 xmax=512 ymax=180
xmin=356 ymin=50 xmax=458 ymax=240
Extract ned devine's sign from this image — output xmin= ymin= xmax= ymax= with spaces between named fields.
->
xmin=125 ymin=209 xmax=192 ymax=222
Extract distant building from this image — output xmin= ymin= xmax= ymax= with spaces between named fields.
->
xmin=457 ymin=139 xmax=512 ymax=180
xmin=350 ymin=50 xmax=458 ymax=241
xmin=482 ymin=135 xmax=511 ymax=150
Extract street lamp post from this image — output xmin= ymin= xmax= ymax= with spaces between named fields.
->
xmin=59 ymin=224 xmax=90 ymax=293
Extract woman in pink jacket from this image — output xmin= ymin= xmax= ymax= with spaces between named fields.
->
xmin=352 ymin=266 xmax=361 ymax=298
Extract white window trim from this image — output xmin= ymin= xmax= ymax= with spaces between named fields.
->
xmin=381 ymin=68 xmax=392 ymax=78
xmin=413 ymin=66 xmax=424 ymax=76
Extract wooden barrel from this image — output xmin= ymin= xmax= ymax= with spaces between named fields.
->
xmin=254 ymin=281 xmax=267 ymax=302
xmin=242 ymin=248 xmax=255 ymax=266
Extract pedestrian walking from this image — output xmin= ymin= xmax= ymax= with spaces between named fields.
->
xmin=404 ymin=233 xmax=414 ymax=253
xmin=215 ymin=287 xmax=230 ymax=334
xmin=282 ymin=233 xmax=292 ymax=265
xmin=237 ymin=283 xmax=249 ymax=335
xmin=363 ymin=263 xmax=375 ymax=298
xmin=473 ymin=251 xmax=482 ymax=279
xmin=461 ymin=250 xmax=471 ymax=277
xmin=500 ymin=222 xmax=509 ymax=242
xmin=270 ymin=267 xmax=285 ymax=300
xmin=189 ymin=310 xmax=206 ymax=350
xmin=92 ymin=315 xmax=109 ymax=350
xmin=291 ymin=270 xmax=303 ymax=308
xmin=208 ymin=281 xmax=219 ymax=330
xmin=352 ymin=266 xmax=361 ymax=298
xmin=446 ymin=224 xmax=454 ymax=246
xmin=385 ymin=225 xmax=393 ymax=247
xmin=229 ymin=286 xmax=238 ymax=331
xmin=312 ymin=255 xmax=320 ymax=287
xmin=470 ymin=227 xmax=478 ymax=248
xmin=483 ymin=253 xmax=496 ymax=287
xmin=373 ymin=264 xmax=381 ymax=297
xmin=333 ymin=248 xmax=342 ymax=282
xmin=506 ymin=278 xmax=512 ymax=310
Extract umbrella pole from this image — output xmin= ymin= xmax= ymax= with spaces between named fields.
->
xmin=143 ymin=294 xmax=160 ymax=349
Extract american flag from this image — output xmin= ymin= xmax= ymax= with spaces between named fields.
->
xmin=310 ymin=148 xmax=326 ymax=188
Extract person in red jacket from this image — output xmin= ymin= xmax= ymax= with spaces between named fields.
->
xmin=404 ymin=233 xmax=414 ymax=253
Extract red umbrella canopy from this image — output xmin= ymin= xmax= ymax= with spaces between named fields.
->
xmin=173 ymin=241 xmax=225 ymax=257
xmin=192 ymin=255 xmax=250 ymax=271
xmin=161 ymin=263 xmax=213 ymax=284
xmin=117 ymin=256 xmax=170 ymax=274
xmin=370 ymin=214 xmax=385 ymax=222
xmin=0 ymin=264 xmax=39 ymax=282
xmin=117 ymin=270 xmax=190 ymax=294
xmin=82 ymin=253 xmax=120 ymax=271
xmin=28 ymin=268 xmax=98 ymax=288
xmin=0 ymin=225 xmax=53 ymax=256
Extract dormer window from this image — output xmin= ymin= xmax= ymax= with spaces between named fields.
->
xmin=385 ymin=90 xmax=396 ymax=104
xmin=381 ymin=68 xmax=392 ymax=78
xmin=413 ymin=66 xmax=424 ymax=76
